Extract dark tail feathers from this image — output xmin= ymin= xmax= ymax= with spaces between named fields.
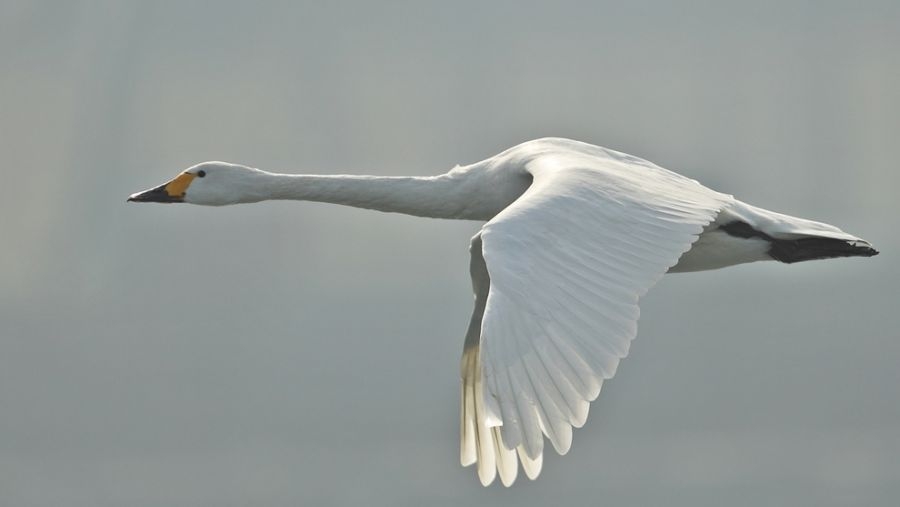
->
xmin=769 ymin=237 xmax=879 ymax=264
xmin=719 ymin=220 xmax=879 ymax=264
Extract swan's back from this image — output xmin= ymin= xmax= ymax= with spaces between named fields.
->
xmin=456 ymin=137 xmax=708 ymax=222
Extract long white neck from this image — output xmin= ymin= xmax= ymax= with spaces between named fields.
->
xmin=254 ymin=171 xmax=485 ymax=220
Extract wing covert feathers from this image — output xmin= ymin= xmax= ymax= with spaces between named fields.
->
xmin=460 ymin=141 xmax=733 ymax=486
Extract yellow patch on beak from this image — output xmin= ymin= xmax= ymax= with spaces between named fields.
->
xmin=164 ymin=172 xmax=196 ymax=197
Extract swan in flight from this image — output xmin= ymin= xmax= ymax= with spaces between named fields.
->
xmin=128 ymin=138 xmax=877 ymax=486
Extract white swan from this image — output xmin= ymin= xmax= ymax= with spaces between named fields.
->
xmin=128 ymin=138 xmax=877 ymax=486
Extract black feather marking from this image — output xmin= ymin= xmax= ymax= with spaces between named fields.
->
xmin=768 ymin=237 xmax=879 ymax=263
xmin=719 ymin=220 xmax=879 ymax=264
xmin=719 ymin=221 xmax=772 ymax=240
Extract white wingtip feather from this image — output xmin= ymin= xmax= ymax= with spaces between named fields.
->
xmin=518 ymin=447 xmax=543 ymax=480
xmin=493 ymin=427 xmax=518 ymax=486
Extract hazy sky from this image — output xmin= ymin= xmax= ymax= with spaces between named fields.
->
xmin=1 ymin=1 xmax=898 ymax=506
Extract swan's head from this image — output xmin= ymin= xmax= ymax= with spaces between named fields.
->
xmin=127 ymin=162 xmax=267 ymax=206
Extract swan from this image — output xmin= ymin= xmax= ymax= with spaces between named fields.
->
xmin=128 ymin=137 xmax=878 ymax=486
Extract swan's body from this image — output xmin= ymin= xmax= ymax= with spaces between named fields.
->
xmin=129 ymin=138 xmax=877 ymax=486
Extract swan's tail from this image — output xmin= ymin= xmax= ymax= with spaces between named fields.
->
xmin=767 ymin=235 xmax=878 ymax=263
xmin=721 ymin=201 xmax=879 ymax=264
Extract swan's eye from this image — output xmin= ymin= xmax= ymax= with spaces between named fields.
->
xmin=197 ymin=170 xmax=206 ymax=178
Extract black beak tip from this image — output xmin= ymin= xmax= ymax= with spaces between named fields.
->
xmin=127 ymin=191 xmax=149 ymax=203
xmin=126 ymin=185 xmax=182 ymax=203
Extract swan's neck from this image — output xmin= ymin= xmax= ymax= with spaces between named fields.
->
xmin=257 ymin=172 xmax=482 ymax=220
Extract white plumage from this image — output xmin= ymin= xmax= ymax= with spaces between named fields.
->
xmin=128 ymin=138 xmax=877 ymax=486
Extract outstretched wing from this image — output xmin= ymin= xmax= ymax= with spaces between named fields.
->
xmin=460 ymin=144 xmax=733 ymax=486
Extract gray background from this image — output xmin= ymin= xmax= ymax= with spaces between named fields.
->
xmin=1 ymin=1 xmax=898 ymax=506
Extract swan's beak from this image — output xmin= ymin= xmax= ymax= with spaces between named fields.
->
xmin=127 ymin=173 xmax=195 ymax=203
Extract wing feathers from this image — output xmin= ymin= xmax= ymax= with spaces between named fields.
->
xmin=521 ymin=351 xmax=574 ymax=453
xmin=460 ymin=140 xmax=733 ymax=485
xmin=493 ymin=427 xmax=518 ymax=486
xmin=518 ymin=446 xmax=543 ymax=479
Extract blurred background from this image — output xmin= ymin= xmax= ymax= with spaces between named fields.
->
xmin=1 ymin=1 xmax=898 ymax=505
